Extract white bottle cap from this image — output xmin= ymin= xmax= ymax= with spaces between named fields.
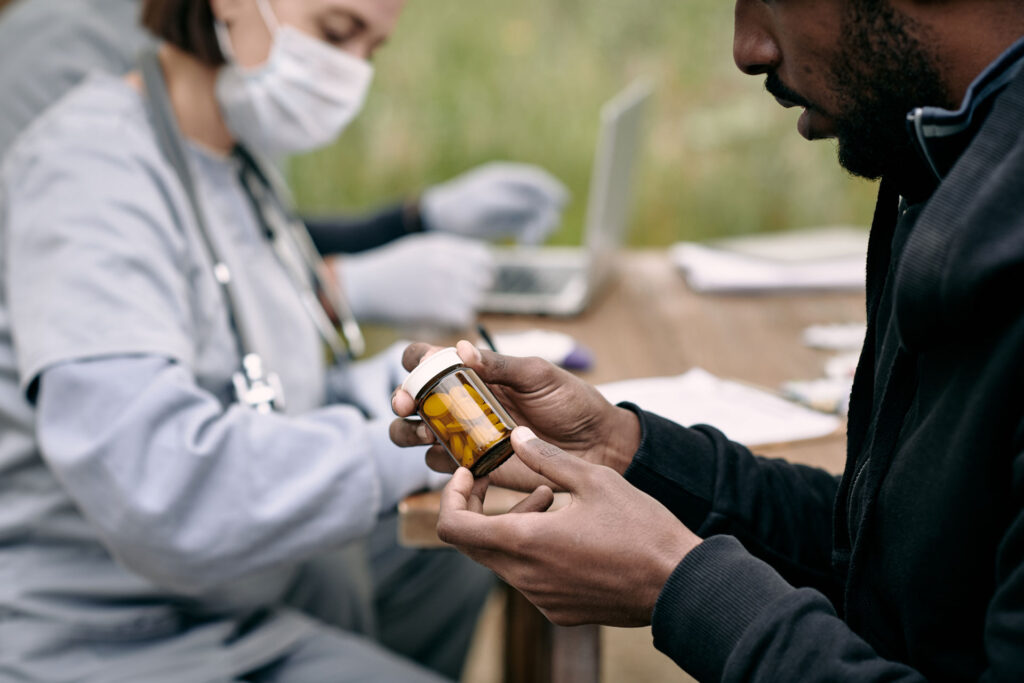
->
xmin=401 ymin=347 xmax=465 ymax=400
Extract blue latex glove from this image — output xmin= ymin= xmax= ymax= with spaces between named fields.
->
xmin=420 ymin=162 xmax=569 ymax=245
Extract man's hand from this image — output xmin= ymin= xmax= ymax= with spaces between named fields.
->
xmin=436 ymin=427 xmax=701 ymax=627
xmin=390 ymin=340 xmax=641 ymax=491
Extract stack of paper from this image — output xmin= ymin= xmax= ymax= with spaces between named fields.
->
xmin=670 ymin=226 xmax=868 ymax=293
xmin=598 ymin=368 xmax=841 ymax=447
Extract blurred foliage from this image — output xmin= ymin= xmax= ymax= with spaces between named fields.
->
xmin=289 ymin=0 xmax=879 ymax=246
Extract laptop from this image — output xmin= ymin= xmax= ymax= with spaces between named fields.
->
xmin=481 ymin=80 xmax=652 ymax=316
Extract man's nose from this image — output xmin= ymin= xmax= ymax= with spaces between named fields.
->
xmin=733 ymin=0 xmax=781 ymax=76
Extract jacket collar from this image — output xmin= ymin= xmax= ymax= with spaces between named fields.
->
xmin=906 ymin=36 xmax=1024 ymax=182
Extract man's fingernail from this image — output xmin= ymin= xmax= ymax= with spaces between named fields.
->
xmin=458 ymin=340 xmax=482 ymax=364
xmin=514 ymin=426 xmax=537 ymax=441
xmin=417 ymin=423 xmax=431 ymax=440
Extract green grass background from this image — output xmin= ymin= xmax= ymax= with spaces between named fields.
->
xmin=289 ymin=0 xmax=879 ymax=246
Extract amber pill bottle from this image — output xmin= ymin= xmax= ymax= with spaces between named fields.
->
xmin=402 ymin=347 xmax=517 ymax=477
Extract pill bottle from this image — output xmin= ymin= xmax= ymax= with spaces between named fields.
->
xmin=402 ymin=347 xmax=517 ymax=477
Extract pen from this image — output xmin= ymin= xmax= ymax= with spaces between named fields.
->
xmin=476 ymin=323 xmax=498 ymax=353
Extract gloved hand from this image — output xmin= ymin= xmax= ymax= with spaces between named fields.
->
xmin=325 ymin=340 xmax=452 ymax=510
xmin=334 ymin=232 xmax=496 ymax=329
xmin=369 ymin=416 xmax=453 ymax=513
xmin=420 ymin=162 xmax=569 ymax=245
xmin=326 ymin=340 xmax=412 ymax=419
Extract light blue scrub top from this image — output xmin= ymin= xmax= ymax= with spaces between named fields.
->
xmin=0 ymin=75 xmax=432 ymax=680
xmin=0 ymin=0 xmax=148 ymax=161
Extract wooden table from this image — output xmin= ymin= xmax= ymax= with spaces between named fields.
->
xmin=397 ymin=249 xmax=865 ymax=682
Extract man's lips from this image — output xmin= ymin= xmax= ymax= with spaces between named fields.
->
xmin=774 ymin=95 xmax=808 ymax=110
xmin=771 ymin=94 xmax=823 ymax=139
xmin=766 ymin=76 xmax=834 ymax=140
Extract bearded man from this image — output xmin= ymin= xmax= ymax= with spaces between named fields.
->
xmin=390 ymin=1 xmax=1024 ymax=679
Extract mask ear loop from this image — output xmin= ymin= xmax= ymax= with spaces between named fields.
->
xmin=213 ymin=19 xmax=238 ymax=63
xmin=213 ymin=0 xmax=280 ymax=64
xmin=254 ymin=0 xmax=282 ymax=34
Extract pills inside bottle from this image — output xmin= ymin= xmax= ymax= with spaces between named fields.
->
xmin=402 ymin=347 xmax=517 ymax=477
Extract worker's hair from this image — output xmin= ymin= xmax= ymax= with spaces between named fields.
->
xmin=140 ymin=0 xmax=226 ymax=66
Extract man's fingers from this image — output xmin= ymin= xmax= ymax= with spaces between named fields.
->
xmin=439 ymin=467 xmax=475 ymax=515
xmin=425 ymin=447 xmax=457 ymax=474
xmin=391 ymin=388 xmax=416 ymax=417
xmin=508 ymin=485 xmax=555 ymax=513
xmin=389 ymin=418 xmax=435 ymax=448
xmin=455 ymin=339 xmax=555 ymax=393
xmin=438 ymin=469 xmax=508 ymax=551
xmin=511 ymin=427 xmax=591 ymax=492
xmin=401 ymin=342 xmax=444 ymax=372
xmin=455 ymin=339 xmax=485 ymax=367
xmin=468 ymin=475 xmax=490 ymax=514
xmin=396 ymin=343 xmax=466 ymax=416
xmin=405 ymin=340 xmax=559 ymax=397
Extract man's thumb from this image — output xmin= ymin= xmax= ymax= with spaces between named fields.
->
xmin=510 ymin=426 xmax=588 ymax=491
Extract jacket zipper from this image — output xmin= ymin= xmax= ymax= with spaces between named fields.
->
xmin=847 ymin=454 xmax=872 ymax=538
xmin=907 ymin=108 xmax=944 ymax=182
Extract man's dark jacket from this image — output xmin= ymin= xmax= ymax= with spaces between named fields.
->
xmin=623 ymin=39 xmax=1024 ymax=681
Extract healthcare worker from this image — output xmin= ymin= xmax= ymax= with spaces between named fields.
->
xmin=0 ymin=0 xmax=569 ymax=330
xmin=0 ymin=0 xmax=509 ymax=680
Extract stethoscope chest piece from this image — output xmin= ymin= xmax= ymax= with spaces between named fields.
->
xmin=232 ymin=353 xmax=286 ymax=414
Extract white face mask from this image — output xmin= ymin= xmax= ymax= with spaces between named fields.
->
xmin=213 ymin=0 xmax=374 ymax=157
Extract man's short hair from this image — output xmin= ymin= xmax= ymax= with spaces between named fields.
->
xmin=140 ymin=0 xmax=225 ymax=66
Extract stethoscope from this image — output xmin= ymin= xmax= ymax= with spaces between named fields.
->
xmin=140 ymin=49 xmax=365 ymax=413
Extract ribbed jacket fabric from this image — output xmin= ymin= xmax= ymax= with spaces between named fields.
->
xmin=622 ymin=45 xmax=1024 ymax=682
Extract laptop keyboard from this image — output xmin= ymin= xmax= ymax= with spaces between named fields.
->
xmin=494 ymin=265 xmax=577 ymax=295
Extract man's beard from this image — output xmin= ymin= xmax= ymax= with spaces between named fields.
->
xmin=829 ymin=1 xmax=952 ymax=180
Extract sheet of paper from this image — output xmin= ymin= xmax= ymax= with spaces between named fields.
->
xmin=803 ymin=322 xmax=867 ymax=351
xmin=669 ymin=226 xmax=869 ymax=293
xmin=598 ymin=368 xmax=841 ymax=447
xmin=708 ymin=225 xmax=869 ymax=263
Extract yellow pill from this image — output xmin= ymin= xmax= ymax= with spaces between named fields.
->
xmin=488 ymin=412 xmax=502 ymax=425
xmin=464 ymin=413 xmax=489 ymax=427
xmin=423 ymin=393 xmax=452 ymax=417
xmin=449 ymin=385 xmax=471 ymax=403
xmin=450 ymin=434 xmax=464 ymax=457
xmin=470 ymin=423 xmax=501 ymax=448
xmin=464 ymin=384 xmax=485 ymax=405
xmin=463 ymin=444 xmax=476 ymax=465
xmin=430 ymin=418 xmax=449 ymax=440
xmin=445 ymin=422 xmax=465 ymax=433
xmin=449 ymin=392 xmax=482 ymax=421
